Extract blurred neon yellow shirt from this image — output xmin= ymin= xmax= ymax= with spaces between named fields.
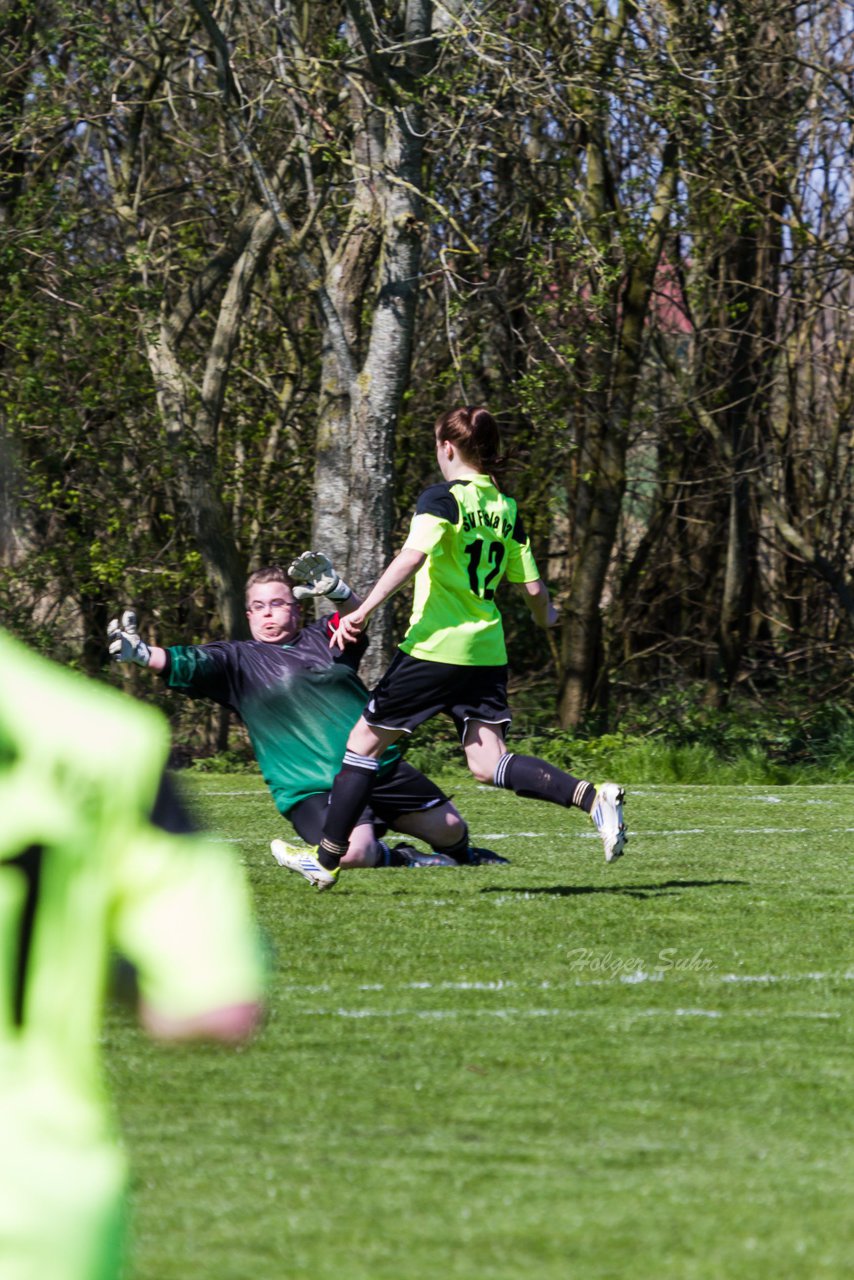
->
xmin=0 ymin=631 xmax=263 ymax=1280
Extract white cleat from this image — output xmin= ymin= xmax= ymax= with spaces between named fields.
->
xmin=270 ymin=839 xmax=339 ymax=890
xmin=591 ymin=783 xmax=627 ymax=863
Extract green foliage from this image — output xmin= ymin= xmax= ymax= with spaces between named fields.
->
xmin=2 ymin=0 xmax=850 ymax=743
xmin=184 ymin=749 xmax=257 ymax=775
xmin=616 ymin=683 xmax=854 ymax=779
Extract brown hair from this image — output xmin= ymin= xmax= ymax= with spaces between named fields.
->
xmin=434 ymin=406 xmax=511 ymax=483
xmin=244 ymin=565 xmax=295 ymax=603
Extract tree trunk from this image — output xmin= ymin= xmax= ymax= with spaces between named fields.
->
xmin=557 ymin=112 xmax=678 ymax=725
xmin=0 ymin=1 xmax=36 ymax=570
xmin=311 ymin=0 xmax=434 ymax=683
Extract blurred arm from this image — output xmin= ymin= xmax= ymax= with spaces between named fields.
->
xmin=521 ymin=578 xmax=559 ymax=629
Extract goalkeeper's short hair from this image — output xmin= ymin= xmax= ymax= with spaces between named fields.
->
xmin=245 ymin=565 xmax=295 ymax=600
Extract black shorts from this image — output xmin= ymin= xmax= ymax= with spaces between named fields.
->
xmin=285 ymin=758 xmax=450 ymax=845
xmin=364 ymin=650 xmax=511 ymax=740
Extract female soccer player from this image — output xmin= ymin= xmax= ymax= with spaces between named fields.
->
xmin=301 ymin=405 xmax=627 ymax=889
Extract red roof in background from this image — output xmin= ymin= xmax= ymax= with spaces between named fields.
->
xmin=648 ymin=257 xmax=693 ymax=335
xmin=543 ymin=255 xmax=693 ymax=336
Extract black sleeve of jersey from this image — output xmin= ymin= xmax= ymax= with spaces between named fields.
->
xmin=150 ymin=770 xmax=198 ymax=835
xmin=414 ymin=482 xmax=460 ymax=524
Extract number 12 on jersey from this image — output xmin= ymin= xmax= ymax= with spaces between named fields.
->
xmin=464 ymin=537 xmax=505 ymax=600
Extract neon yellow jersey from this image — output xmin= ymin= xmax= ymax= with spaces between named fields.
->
xmin=400 ymin=475 xmax=540 ymax=665
xmin=0 ymin=631 xmax=263 ymax=1279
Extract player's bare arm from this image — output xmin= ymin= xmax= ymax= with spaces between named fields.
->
xmin=333 ymin=588 xmax=363 ymax=616
xmin=521 ymin=578 xmax=559 ymax=629
xmin=331 ymin=547 xmax=427 ymax=650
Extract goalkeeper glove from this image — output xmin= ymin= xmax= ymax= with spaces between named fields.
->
xmin=107 ymin=610 xmax=152 ymax=666
xmin=287 ymin=551 xmax=352 ymax=602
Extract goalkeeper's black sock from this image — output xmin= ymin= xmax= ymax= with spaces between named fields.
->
xmin=493 ymin=753 xmax=595 ymax=813
xmin=320 ymin=752 xmax=381 ymax=864
xmin=434 ymin=824 xmax=470 ymax=860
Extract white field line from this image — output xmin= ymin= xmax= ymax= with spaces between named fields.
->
xmin=480 ymin=826 xmax=854 ymax=839
xmin=214 ymin=825 xmax=854 ymax=844
xmin=477 ymin=785 xmax=854 ymax=793
xmin=640 ymin=826 xmax=854 ymax=836
xmin=601 ymin=786 xmax=854 ymax=793
xmin=201 ymin=785 xmax=854 ymax=795
xmin=297 ymin=1006 xmax=840 ymax=1021
xmin=198 ymin=791 xmax=850 ymax=812
xmin=279 ymin=972 xmax=853 ymax=994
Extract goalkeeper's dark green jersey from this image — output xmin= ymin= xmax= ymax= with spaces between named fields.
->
xmin=165 ymin=616 xmax=399 ymax=815
xmin=401 ymin=474 xmax=540 ymax=665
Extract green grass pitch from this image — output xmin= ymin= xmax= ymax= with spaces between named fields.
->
xmin=104 ymin=777 xmax=854 ymax=1279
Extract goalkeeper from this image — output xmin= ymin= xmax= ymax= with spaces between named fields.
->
xmin=108 ymin=555 xmax=503 ymax=878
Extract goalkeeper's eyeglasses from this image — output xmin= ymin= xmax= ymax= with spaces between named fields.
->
xmin=248 ymin=598 xmax=299 ymax=613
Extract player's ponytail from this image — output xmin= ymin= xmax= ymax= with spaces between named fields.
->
xmin=434 ymin=406 xmax=513 ymax=486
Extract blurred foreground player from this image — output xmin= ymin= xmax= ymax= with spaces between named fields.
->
xmin=0 ymin=629 xmax=265 ymax=1280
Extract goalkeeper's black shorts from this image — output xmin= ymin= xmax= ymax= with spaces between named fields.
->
xmin=286 ymin=757 xmax=450 ymax=844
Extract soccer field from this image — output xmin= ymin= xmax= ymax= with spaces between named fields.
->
xmin=105 ymin=777 xmax=854 ymax=1280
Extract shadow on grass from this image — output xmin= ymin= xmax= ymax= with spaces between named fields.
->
xmin=481 ymin=878 xmax=748 ymax=900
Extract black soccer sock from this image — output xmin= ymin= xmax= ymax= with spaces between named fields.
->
xmin=316 ymin=838 xmax=349 ymax=870
xmin=320 ymin=751 xmax=381 ymax=864
xmin=433 ymin=824 xmax=470 ymax=859
xmin=386 ymin=843 xmax=415 ymax=867
xmin=493 ymin=753 xmax=595 ymax=813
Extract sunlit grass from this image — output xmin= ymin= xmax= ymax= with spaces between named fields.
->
xmin=106 ymin=775 xmax=854 ymax=1280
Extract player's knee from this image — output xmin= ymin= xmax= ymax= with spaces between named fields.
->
xmin=345 ymin=718 xmax=376 ymax=755
xmin=442 ymin=806 xmax=466 ymax=841
xmin=467 ymin=758 xmax=495 ymax=785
